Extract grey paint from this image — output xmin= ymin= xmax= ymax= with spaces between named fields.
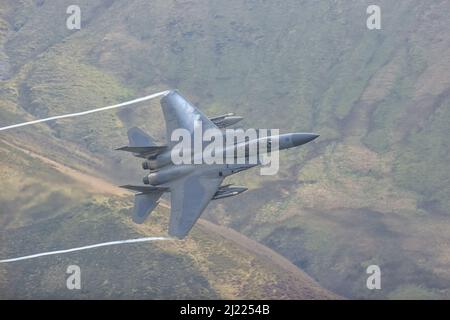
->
xmin=118 ymin=90 xmax=319 ymax=239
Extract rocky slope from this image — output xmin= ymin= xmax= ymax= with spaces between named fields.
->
xmin=0 ymin=136 xmax=337 ymax=299
xmin=0 ymin=0 xmax=449 ymax=299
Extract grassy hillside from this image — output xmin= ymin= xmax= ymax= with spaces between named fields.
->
xmin=0 ymin=0 xmax=449 ymax=299
xmin=0 ymin=137 xmax=336 ymax=299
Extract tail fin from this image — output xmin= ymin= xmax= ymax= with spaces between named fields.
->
xmin=116 ymin=127 xmax=167 ymax=158
xmin=127 ymin=127 xmax=154 ymax=147
xmin=132 ymin=191 xmax=165 ymax=224
xmin=121 ymin=185 xmax=168 ymax=223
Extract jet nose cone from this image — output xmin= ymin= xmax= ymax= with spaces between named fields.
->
xmin=291 ymin=133 xmax=320 ymax=146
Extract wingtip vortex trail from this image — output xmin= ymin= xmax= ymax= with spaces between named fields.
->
xmin=0 ymin=90 xmax=173 ymax=263
xmin=0 ymin=236 xmax=171 ymax=263
xmin=0 ymin=90 xmax=170 ymax=132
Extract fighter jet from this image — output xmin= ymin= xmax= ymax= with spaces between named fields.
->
xmin=117 ymin=90 xmax=319 ymax=239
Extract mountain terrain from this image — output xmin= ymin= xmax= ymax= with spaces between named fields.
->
xmin=0 ymin=0 xmax=449 ymax=299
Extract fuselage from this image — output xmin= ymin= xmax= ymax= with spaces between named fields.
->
xmin=118 ymin=90 xmax=321 ymax=238
xmin=143 ymin=132 xmax=318 ymax=186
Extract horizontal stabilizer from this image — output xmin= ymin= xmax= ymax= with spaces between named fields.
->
xmin=120 ymin=185 xmax=169 ymax=194
xmin=115 ymin=145 xmax=167 ymax=158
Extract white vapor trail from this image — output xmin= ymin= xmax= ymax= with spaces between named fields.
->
xmin=0 ymin=237 xmax=171 ymax=263
xmin=0 ymin=90 xmax=173 ymax=263
xmin=0 ymin=90 xmax=170 ymax=132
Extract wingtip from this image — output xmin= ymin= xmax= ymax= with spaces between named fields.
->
xmin=168 ymin=227 xmax=188 ymax=240
xmin=163 ymin=89 xmax=177 ymax=97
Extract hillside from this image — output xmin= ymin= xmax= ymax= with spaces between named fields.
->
xmin=0 ymin=0 xmax=449 ymax=299
xmin=0 ymin=135 xmax=337 ymax=299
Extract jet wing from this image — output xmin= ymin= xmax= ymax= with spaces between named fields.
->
xmin=160 ymin=90 xmax=219 ymax=147
xmin=167 ymin=172 xmax=223 ymax=238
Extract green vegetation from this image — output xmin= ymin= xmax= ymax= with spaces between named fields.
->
xmin=0 ymin=140 xmax=333 ymax=299
xmin=1 ymin=0 xmax=449 ymax=299
xmin=388 ymin=285 xmax=440 ymax=300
